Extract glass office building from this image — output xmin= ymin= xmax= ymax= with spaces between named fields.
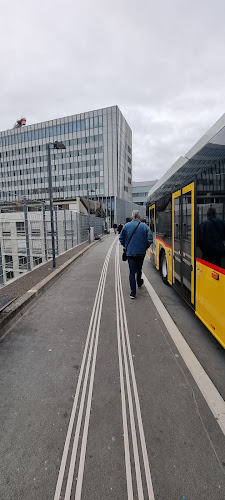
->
xmin=0 ymin=106 xmax=132 ymax=225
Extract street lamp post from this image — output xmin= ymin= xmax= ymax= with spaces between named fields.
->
xmin=47 ymin=141 xmax=66 ymax=268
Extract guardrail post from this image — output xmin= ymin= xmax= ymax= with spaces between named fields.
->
xmin=71 ymin=212 xmax=74 ymax=247
xmin=23 ymin=197 xmax=31 ymax=271
xmin=54 ymin=207 xmax=59 ymax=255
xmin=42 ymin=202 xmax=48 ymax=261
xmin=76 ymin=213 xmax=79 ymax=245
xmin=64 ymin=210 xmax=67 ymax=251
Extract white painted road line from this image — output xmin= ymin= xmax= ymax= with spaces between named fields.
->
xmin=74 ymin=241 xmax=116 ymax=500
xmin=142 ymin=272 xmax=225 ymax=437
xmin=64 ymin=248 xmax=110 ymax=500
xmin=115 ymin=246 xmax=134 ymax=500
xmin=116 ymin=244 xmax=155 ymax=500
xmin=116 ymin=246 xmax=144 ymax=500
xmin=54 ymin=239 xmax=116 ymax=500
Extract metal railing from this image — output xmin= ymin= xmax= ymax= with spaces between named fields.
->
xmin=0 ymin=203 xmax=105 ymax=286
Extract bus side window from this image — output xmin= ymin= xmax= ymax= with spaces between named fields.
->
xmin=150 ymin=209 xmax=155 ymax=233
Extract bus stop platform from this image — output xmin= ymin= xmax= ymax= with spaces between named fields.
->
xmin=0 ymin=233 xmax=225 ymax=500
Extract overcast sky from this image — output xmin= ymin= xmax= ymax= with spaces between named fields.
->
xmin=1 ymin=0 xmax=225 ymax=182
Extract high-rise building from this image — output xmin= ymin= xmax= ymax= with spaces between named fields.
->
xmin=0 ymin=106 xmax=138 ymax=225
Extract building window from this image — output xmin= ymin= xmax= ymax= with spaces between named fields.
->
xmin=2 ymin=223 xmax=11 ymax=236
xmin=5 ymin=255 xmax=13 ymax=268
xmin=33 ymin=256 xmax=42 ymax=266
xmin=46 ymin=221 xmax=55 ymax=235
xmin=17 ymin=239 xmax=26 ymax=253
xmin=3 ymin=240 xmax=12 ymax=253
xmin=6 ymin=271 xmax=14 ymax=281
xmin=32 ymin=240 xmax=42 ymax=254
xmin=31 ymin=222 xmax=41 ymax=236
xmin=19 ymin=256 xmax=27 ymax=269
xmin=16 ymin=221 xmax=25 ymax=235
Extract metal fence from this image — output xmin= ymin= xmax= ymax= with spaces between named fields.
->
xmin=0 ymin=204 xmax=105 ymax=286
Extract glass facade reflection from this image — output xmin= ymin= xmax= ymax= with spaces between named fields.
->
xmin=196 ymin=161 xmax=225 ymax=269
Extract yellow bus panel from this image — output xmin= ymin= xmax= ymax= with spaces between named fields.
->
xmin=156 ymin=238 xmax=173 ymax=285
xmin=196 ymin=259 xmax=225 ymax=348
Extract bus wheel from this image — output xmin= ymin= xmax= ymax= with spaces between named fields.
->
xmin=160 ymin=251 xmax=168 ymax=285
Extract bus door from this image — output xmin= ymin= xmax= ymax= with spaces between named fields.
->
xmin=148 ymin=204 xmax=156 ymax=264
xmin=172 ymin=183 xmax=195 ymax=306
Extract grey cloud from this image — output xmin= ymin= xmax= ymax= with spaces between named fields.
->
xmin=1 ymin=0 xmax=225 ymax=183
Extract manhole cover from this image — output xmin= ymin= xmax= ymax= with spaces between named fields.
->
xmin=0 ymin=297 xmax=17 ymax=313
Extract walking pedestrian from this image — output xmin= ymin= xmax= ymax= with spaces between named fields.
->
xmin=113 ymin=222 xmax=118 ymax=235
xmin=117 ymin=223 xmax=124 ymax=234
xmin=119 ymin=210 xmax=153 ymax=298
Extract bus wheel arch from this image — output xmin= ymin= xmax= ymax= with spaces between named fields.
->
xmin=160 ymin=249 xmax=168 ymax=285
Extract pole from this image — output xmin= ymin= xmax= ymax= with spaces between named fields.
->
xmin=42 ymin=202 xmax=48 ymax=261
xmin=47 ymin=143 xmax=56 ymax=268
xmin=23 ymin=197 xmax=31 ymax=271
xmin=54 ymin=206 xmax=59 ymax=256
xmin=87 ymin=190 xmax=90 ymax=243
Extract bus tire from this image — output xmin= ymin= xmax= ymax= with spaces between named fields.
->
xmin=160 ymin=250 xmax=168 ymax=285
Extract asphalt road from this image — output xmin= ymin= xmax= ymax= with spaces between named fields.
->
xmin=0 ymin=233 xmax=225 ymax=500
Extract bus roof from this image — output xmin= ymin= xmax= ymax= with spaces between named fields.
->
xmin=147 ymin=112 xmax=225 ymax=204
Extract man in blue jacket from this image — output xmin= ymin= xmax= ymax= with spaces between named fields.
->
xmin=119 ymin=210 xmax=153 ymax=298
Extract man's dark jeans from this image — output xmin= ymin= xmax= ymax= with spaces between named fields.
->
xmin=127 ymin=256 xmax=145 ymax=296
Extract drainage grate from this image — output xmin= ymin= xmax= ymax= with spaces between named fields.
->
xmin=0 ymin=297 xmax=17 ymax=313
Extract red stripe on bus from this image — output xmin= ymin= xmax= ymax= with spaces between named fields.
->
xmin=156 ymin=237 xmax=172 ymax=249
xmin=196 ymin=258 xmax=225 ymax=276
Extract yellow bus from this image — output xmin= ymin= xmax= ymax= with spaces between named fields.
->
xmin=146 ymin=114 xmax=225 ymax=348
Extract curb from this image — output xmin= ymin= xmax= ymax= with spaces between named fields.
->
xmin=0 ymin=236 xmax=108 ymax=340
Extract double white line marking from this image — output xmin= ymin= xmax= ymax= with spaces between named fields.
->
xmin=115 ymin=242 xmax=155 ymax=499
xmin=54 ymin=239 xmax=116 ymax=500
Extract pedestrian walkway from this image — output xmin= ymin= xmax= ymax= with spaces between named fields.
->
xmin=1 ymin=234 xmax=225 ymax=500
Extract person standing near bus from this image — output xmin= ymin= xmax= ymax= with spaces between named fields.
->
xmin=197 ymin=207 xmax=225 ymax=267
xmin=119 ymin=210 xmax=153 ymax=298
